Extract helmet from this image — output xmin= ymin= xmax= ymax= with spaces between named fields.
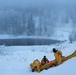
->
xmin=44 ymin=56 xmax=46 ymax=58
xmin=53 ymin=48 xmax=58 ymax=53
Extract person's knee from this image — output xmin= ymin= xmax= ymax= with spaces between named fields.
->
xmin=37 ymin=66 xmax=40 ymax=72
xmin=38 ymin=68 xmax=40 ymax=72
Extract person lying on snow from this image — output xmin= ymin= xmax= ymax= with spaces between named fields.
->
xmin=41 ymin=56 xmax=49 ymax=65
xmin=30 ymin=56 xmax=49 ymax=72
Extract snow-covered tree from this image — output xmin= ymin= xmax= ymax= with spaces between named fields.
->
xmin=27 ymin=14 xmax=35 ymax=36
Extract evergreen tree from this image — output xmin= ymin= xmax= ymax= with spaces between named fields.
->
xmin=27 ymin=15 xmax=35 ymax=36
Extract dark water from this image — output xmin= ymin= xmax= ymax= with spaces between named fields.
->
xmin=0 ymin=38 xmax=61 ymax=46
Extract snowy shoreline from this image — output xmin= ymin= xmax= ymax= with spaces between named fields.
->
xmin=0 ymin=41 xmax=76 ymax=75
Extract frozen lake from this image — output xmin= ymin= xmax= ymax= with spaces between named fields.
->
xmin=0 ymin=38 xmax=61 ymax=46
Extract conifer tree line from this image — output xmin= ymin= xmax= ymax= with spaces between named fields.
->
xmin=0 ymin=8 xmax=76 ymax=37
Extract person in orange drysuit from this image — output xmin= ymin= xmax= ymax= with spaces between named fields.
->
xmin=41 ymin=56 xmax=49 ymax=65
xmin=53 ymin=48 xmax=62 ymax=65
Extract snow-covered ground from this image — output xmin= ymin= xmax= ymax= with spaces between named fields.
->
xmin=0 ymin=25 xmax=76 ymax=75
xmin=0 ymin=40 xmax=76 ymax=75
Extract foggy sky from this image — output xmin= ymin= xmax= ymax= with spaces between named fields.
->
xmin=0 ymin=0 xmax=76 ymax=9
